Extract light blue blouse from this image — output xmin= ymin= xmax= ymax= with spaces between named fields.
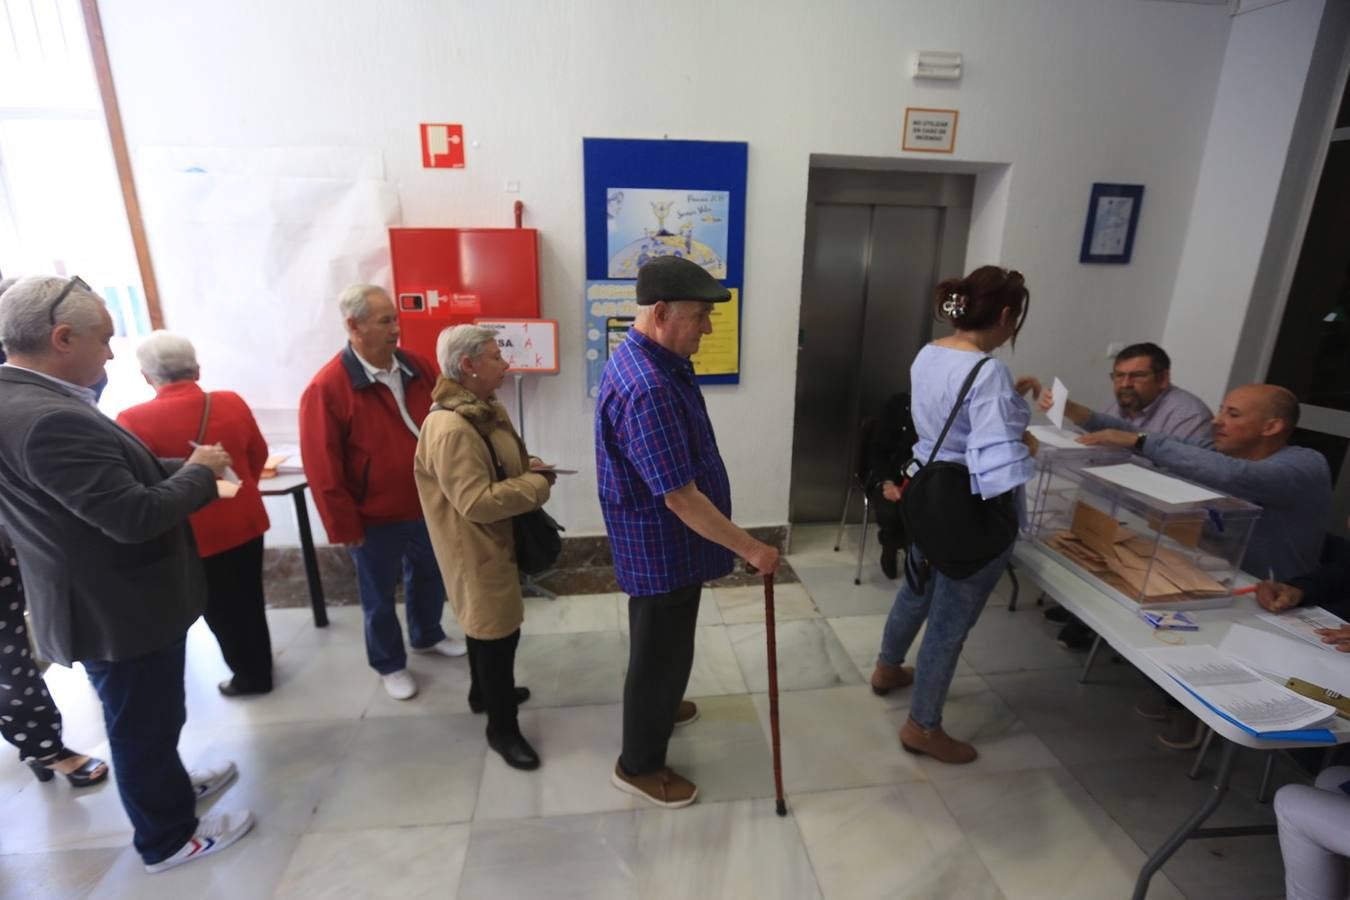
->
xmin=908 ymin=344 xmax=1034 ymax=499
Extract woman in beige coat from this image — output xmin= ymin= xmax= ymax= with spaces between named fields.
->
xmin=415 ymin=325 xmax=556 ymax=770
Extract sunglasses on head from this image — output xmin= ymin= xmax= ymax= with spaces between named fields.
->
xmin=48 ymin=276 xmax=90 ymax=326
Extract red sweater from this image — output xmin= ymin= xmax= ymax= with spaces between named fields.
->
xmin=117 ymin=382 xmax=270 ymax=558
xmin=298 ymin=346 xmax=438 ymax=544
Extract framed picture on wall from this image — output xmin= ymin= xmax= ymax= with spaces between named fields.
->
xmin=1079 ymin=183 xmax=1144 ymax=264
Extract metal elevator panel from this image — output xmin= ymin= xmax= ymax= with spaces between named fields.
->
xmin=789 ymin=168 xmax=973 ymax=524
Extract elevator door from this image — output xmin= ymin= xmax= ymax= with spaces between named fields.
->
xmin=789 ymin=202 xmax=954 ymax=523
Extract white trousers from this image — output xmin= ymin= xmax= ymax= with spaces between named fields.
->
xmin=1276 ymin=765 xmax=1350 ymax=900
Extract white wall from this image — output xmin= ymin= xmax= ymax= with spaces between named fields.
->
xmin=98 ymin=0 xmax=1235 ymax=543
xmin=1161 ymin=0 xmax=1326 ymax=407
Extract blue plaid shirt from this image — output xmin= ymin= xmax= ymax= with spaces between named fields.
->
xmin=595 ymin=329 xmax=734 ymax=596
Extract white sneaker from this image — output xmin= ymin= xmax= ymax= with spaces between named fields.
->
xmin=381 ymin=669 xmax=418 ymax=700
xmin=143 ymin=810 xmax=255 ymax=873
xmin=411 ymin=637 xmax=468 ymax=658
xmin=190 ymin=760 xmax=238 ymax=802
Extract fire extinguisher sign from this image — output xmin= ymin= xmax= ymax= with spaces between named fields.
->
xmin=420 ymin=124 xmax=465 ymax=169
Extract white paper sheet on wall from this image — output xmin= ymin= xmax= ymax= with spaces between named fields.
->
xmin=1083 ymin=463 xmax=1224 ymax=504
xmin=134 ymin=147 xmax=402 ymax=412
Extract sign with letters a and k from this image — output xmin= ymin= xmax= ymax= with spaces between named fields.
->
xmin=474 ymin=319 xmax=559 ymax=374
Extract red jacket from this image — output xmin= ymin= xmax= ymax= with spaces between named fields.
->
xmin=299 ymin=345 xmax=438 ymax=544
xmin=116 ymin=381 xmax=270 ymax=558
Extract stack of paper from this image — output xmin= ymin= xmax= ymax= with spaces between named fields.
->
xmin=1145 ymin=644 xmax=1336 ymax=740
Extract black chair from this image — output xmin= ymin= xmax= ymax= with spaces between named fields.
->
xmin=833 ymin=418 xmax=877 ymax=585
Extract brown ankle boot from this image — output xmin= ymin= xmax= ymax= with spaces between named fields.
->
xmin=899 ymin=717 xmax=977 ymax=764
xmin=870 ymin=661 xmax=914 ymax=696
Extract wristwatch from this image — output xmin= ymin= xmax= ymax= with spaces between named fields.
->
xmin=1133 ymin=432 xmax=1147 ymax=452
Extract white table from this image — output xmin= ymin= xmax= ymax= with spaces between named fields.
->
xmin=259 ymin=473 xmax=328 ymax=628
xmin=1013 ymin=542 xmax=1350 ymax=900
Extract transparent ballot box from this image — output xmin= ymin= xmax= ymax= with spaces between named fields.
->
xmin=1029 ymin=461 xmax=1260 ymax=611
xmin=1022 ymin=434 xmax=1132 ymax=536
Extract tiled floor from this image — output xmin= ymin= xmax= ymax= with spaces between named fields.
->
xmin=0 ymin=524 xmax=1304 ymax=899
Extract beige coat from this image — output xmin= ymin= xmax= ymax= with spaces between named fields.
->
xmin=415 ymin=378 xmax=551 ymax=640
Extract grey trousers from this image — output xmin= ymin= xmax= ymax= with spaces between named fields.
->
xmin=1276 ymin=765 xmax=1350 ymax=900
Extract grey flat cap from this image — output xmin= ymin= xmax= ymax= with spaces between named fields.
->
xmin=635 ymin=255 xmax=732 ymax=305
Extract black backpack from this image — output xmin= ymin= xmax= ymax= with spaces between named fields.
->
xmin=899 ymin=356 xmax=1018 ymax=589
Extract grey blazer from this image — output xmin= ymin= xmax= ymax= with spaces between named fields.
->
xmin=0 ymin=366 xmax=217 ymax=665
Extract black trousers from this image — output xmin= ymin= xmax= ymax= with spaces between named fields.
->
xmin=866 ymin=486 xmax=905 ymax=552
xmin=465 ymin=630 xmax=522 ymax=737
xmin=0 ymin=549 xmax=65 ymax=762
xmin=620 ymin=583 xmax=701 ymax=776
xmin=201 ymin=536 xmax=273 ymax=692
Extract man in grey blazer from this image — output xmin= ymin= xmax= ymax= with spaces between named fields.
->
xmin=0 ymin=276 xmax=254 ymax=872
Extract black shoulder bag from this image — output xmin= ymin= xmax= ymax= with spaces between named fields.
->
xmin=466 ymin=418 xmax=564 ymax=576
xmin=899 ymin=356 xmax=1018 ymax=589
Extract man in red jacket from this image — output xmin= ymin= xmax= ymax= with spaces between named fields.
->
xmin=299 ymin=284 xmax=465 ymax=701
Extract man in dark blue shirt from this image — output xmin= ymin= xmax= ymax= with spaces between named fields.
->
xmin=595 ymin=255 xmax=779 ymax=809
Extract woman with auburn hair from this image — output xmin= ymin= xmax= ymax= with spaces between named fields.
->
xmin=869 ymin=265 xmax=1038 ymax=764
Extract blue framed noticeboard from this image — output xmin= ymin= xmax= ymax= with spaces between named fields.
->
xmin=582 ymin=137 xmax=748 ymax=398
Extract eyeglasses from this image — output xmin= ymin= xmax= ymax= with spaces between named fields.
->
xmin=1109 ymin=369 xmax=1157 ymax=383
xmin=48 ymin=276 xmax=90 ymax=325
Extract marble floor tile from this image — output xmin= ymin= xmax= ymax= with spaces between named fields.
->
xmin=513 ymin=630 xmax=629 ymax=708
xmin=792 ymin=783 xmax=1006 ymax=900
xmin=1069 ymin=754 xmax=1287 ymax=900
xmin=458 ymin=811 xmax=638 ymax=900
xmin=31 ymin=660 xmax=107 ymax=752
xmin=473 ymin=703 xmax=636 ymax=821
xmin=634 ymin=798 xmax=823 ymax=900
xmin=0 ymin=765 xmax=133 ymax=854
xmin=87 ymin=829 xmax=302 ymax=900
xmin=0 ymin=845 xmax=122 ymax=899
xmin=726 ymin=619 xmax=862 ymax=694
xmin=875 ymin=676 xmax=1062 ymax=781
xmin=825 ymin=614 xmax=977 ymax=681
xmin=260 ymin=606 xmax=325 ymax=655
xmin=309 ymin=715 xmax=486 ymax=831
xmin=183 ymin=632 xmax=381 ymax=730
xmin=360 ymin=651 xmax=475 ymax=718
xmin=667 ymin=694 xmax=775 ymax=803
xmin=749 ymin=685 xmax=924 ymax=794
xmin=709 ymin=582 xmax=819 ymax=624
xmin=274 ymin=824 xmax=470 ymax=899
xmin=936 ymin=768 xmax=1185 ymax=900
xmin=960 ymin=603 xmax=1083 ymax=675
xmin=523 ymin=592 xmax=623 ymax=634
xmin=794 ymin=563 xmax=898 ymax=618
xmin=685 ymin=626 xmax=749 ymax=697
xmin=174 ymin=720 xmax=359 ymax=834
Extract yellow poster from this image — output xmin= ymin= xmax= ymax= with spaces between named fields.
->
xmin=691 ymin=288 xmax=739 ymax=377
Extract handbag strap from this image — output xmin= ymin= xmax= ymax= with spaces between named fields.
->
xmin=195 ymin=393 xmax=213 ymax=445
xmin=923 ymin=355 xmax=993 ymax=467
xmin=446 ymin=408 xmax=507 ymax=482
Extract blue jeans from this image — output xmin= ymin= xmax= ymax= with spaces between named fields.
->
xmin=348 ymin=519 xmax=448 ymax=674
xmin=878 ymin=545 xmax=1013 ymax=729
xmin=83 ymin=638 xmax=197 ymax=865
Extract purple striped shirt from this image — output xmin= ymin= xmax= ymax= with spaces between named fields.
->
xmin=595 ymin=329 xmax=734 ymax=596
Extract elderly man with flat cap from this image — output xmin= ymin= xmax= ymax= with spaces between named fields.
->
xmin=595 ymin=255 xmax=779 ymax=809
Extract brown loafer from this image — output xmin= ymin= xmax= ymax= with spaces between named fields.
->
xmin=610 ymin=762 xmax=698 ymax=808
xmin=674 ymin=700 xmax=698 ymax=728
xmin=899 ymin=717 xmax=977 ymax=765
xmin=870 ymin=661 xmax=914 ymax=696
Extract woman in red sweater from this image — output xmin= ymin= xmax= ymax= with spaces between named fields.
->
xmin=117 ymin=332 xmax=273 ymax=696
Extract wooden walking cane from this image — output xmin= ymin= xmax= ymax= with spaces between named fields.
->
xmin=763 ymin=572 xmax=787 ymax=816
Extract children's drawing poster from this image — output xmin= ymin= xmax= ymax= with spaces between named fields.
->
xmin=582 ymin=138 xmax=747 ymax=396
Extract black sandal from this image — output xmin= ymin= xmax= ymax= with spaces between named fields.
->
xmin=27 ymin=748 xmax=109 ymax=787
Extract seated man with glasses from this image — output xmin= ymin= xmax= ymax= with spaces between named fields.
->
xmin=1040 ymin=342 xmax=1213 ymax=441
